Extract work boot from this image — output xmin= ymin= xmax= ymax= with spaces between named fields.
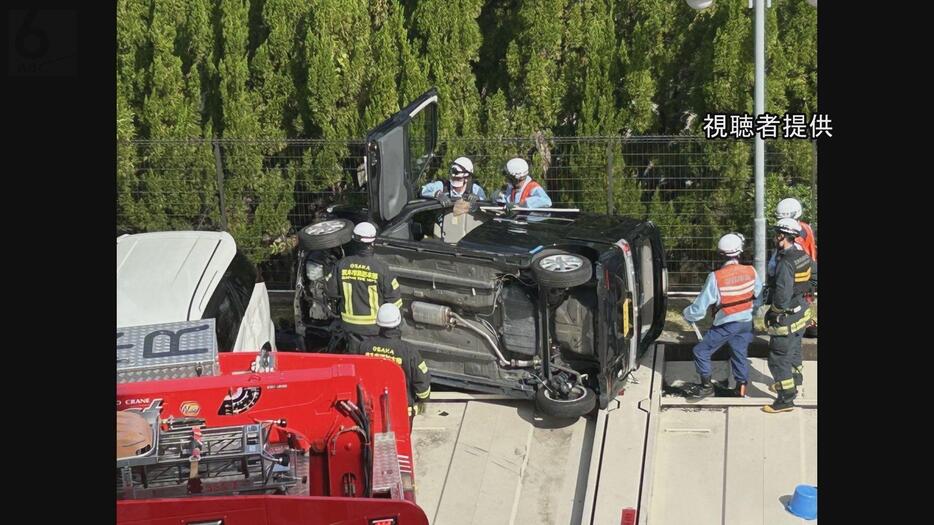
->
xmin=763 ymin=385 xmax=796 ymax=413
xmin=686 ymin=377 xmax=714 ymax=399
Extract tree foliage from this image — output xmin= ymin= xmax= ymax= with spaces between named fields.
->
xmin=117 ymin=0 xmax=819 ymax=266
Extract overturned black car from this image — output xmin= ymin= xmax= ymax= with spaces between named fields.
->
xmin=294 ymin=89 xmax=668 ymax=418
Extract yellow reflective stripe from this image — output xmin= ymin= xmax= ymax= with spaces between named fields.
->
xmin=418 ymin=361 xmax=428 ymax=374
xmin=342 ymin=282 xmax=354 ymax=316
xmin=790 ymin=311 xmax=812 ymax=332
xmin=794 ymin=269 xmax=811 ymax=282
xmin=621 ymin=298 xmax=631 ymax=337
xmin=780 ymin=378 xmax=796 ymax=390
xmin=391 ymin=278 xmax=400 ymax=290
xmin=368 ymin=285 xmax=379 ymax=319
xmin=394 ymin=299 xmax=403 ymax=308
xmin=341 ymin=312 xmax=378 ymax=324
xmin=416 ymin=387 xmax=431 ymax=399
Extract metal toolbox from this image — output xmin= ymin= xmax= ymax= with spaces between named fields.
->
xmin=117 ymin=320 xmax=219 ymax=383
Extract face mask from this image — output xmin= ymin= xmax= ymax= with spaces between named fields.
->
xmin=450 ymin=177 xmax=467 ymax=190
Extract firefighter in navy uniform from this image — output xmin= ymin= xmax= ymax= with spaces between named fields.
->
xmin=325 ymin=222 xmax=402 ymax=352
xmin=775 ymin=198 xmax=818 ymax=338
xmin=763 ymin=218 xmax=818 ymax=413
xmin=353 ymin=303 xmax=432 ymax=430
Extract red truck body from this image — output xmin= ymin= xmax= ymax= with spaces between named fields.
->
xmin=117 ymin=352 xmax=425 ymax=524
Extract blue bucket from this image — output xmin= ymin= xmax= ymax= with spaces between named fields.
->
xmin=785 ymin=484 xmax=817 ymax=520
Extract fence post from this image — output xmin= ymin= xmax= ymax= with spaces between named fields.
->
xmin=213 ymin=137 xmax=228 ymax=231
xmin=606 ymin=138 xmax=615 ymax=216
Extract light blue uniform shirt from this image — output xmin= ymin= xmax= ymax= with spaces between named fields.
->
xmin=496 ymin=181 xmax=552 ymax=208
xmin=420 ymin=181 xmax=487 ymax=201
xmin=683 ymin=261 xmax=763 ymax=326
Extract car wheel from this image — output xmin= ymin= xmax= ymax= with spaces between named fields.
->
xmin=532 ymin=249 xmax=593 ymax=288
xmin=298 ymin=219 xmax=354 ymax=250
xmin=535 ymin=384 xmax=597 ymax=418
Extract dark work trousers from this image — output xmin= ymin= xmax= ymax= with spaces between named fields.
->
xmin=692 ymin=320 xmax=754 ymax=385
xmin=768 ymin=327 xmax=805 ymax=393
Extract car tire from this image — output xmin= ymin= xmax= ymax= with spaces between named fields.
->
xmin=532 ymin=249 xmax=593 ymax=288
xmin=535 ymin=385 xmax=597 ymax=418
xmin=298 ymin=219 xmax=354 ymax=251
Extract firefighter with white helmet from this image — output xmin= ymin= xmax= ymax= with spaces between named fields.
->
xmin=761 ymin=218 xmax=817 ymax=413
xmin=352 ymin=303 xmax=431 ymax=430
xmin=682 ymin=232 xmax=762 ymax=398
xmin=775 ymin=198 xmax=816 ymax=261
xmin=421 ymin=156 xmax=487 ymax=205
xmin=769 ymin=198 xmax=818 ymax=337
xmin=495 ymin=157 xmax=552 ymax=210
xmin=325 ymin=222 xmax=403 ymax=352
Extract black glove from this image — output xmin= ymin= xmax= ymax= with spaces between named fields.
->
xmin=435 ymin=190 xmax=452 ymax=207
xmin=504 ymin=202 xmax=516 ymax=214
xmin=466 ymin=193 xmax=479 ymax=204
xmin=764 ymin=308 xmax=782 ymax=326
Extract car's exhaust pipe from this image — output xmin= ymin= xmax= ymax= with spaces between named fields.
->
xmin=410 ymin=301 xmax=534 ymax=368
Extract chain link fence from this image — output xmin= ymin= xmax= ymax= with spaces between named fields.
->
xmin=117 ymin=136 xmax=816 ymax=292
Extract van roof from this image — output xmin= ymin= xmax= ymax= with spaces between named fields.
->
xmin=116 ymin=231 xmax=237 ymax=327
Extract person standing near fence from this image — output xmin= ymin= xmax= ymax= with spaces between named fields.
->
xmin=325 ymin=222 xmax=403 ymax=353
xmin=775 ymin=198 xmax=816 ymax=261
xmin=762 ymin=218 xmax=817 ymax=413
xmin=774 ymin=197 xmax=818 ymax=338
xmin=681 ymin=233 xmax=762 ymax=398
xmin=496 ymin=157 xmax=552 ymax=210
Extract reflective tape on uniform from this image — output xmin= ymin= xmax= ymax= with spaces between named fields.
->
xmin=391 ymin=278 xmax=400 ymax=290
xmin=342 ymin=312 xmax=378 ymax=325
xmin=418 ymin=361 xmax=428 ymax=374
xmin=416 ymin=387 xmax=431 ymax=399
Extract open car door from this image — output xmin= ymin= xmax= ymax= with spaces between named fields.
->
xmin=628 ymin=222 xmax=669 ymax=353
xmin=366 ymin=88 xmax=439 ymax=225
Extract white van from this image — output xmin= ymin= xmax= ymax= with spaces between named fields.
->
xmin=117 ymin=231 xmax=276 ymax=352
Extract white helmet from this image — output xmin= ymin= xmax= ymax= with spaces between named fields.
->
xmin=450 ymin=157 xmax=474 ymax=177
xmin=775 ymin=198 xmax=803 ymax=220
xmin=506 ymin=158 xmax=530 ymax=181
xmin=353 ymin=221 xmax=377 ymax=243
xmin=450 ymin=157 xmax=474 ymax=190
xmin=376 ymin=303 xmax=402 ymax=328
xmin=774 ymin=218 xmax=801 ymax=237
xmin=717 ymin=233 xmax=744 ymax=257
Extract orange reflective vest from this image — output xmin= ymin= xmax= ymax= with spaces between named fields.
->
xmin=511 ymin=180 xmax=542 ymax=205
xmin=798 ymin=221 xmax=817 ymax=262
xmin=714 ymin=263 xmax=757 ymax=315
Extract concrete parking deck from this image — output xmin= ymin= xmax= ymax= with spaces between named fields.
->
xmin=412 ymin=344 xmax=818 ymax=524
